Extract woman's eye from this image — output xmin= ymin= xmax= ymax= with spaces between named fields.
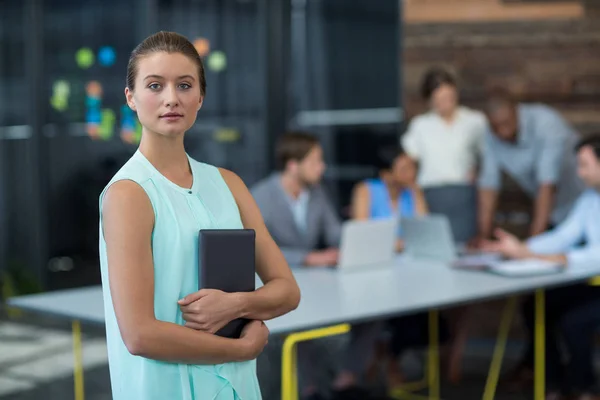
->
xmin=148 ymin=83 xmax=161 ymax=90
xmin=179 ymin=83 xmax=192 ymax=90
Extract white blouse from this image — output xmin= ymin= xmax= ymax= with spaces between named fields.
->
xmin=401 ymin=106 xmax=487 ymax=188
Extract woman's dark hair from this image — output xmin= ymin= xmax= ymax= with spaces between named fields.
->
xmin=275 ymin=131 xmax=320 ymax=171
xmin=575 ymin=134 xmax=600 ymax=159
xmin=127 ymin=31 xmax=207 ymax=96
xmin=375 ymin=145 xmax=408 ymax=172
xmin=421 ymin=67 xmax=456 ymax=100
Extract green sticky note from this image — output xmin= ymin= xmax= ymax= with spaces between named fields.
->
xmin=99 ymin=109 xmax=115 ymax=140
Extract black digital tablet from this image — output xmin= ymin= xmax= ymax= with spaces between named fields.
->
xmin=198 ymin=229 xmax=256 ymax=338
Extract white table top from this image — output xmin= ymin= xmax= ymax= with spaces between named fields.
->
xmin=8 ymin=258 xmax=600 ymax=335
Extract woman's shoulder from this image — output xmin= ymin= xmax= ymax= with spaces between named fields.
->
xmin=458 ymin=106 xmax=486 ymax=123
xmin=100 ymin=155 xmax=154 ymax=201
xmin=409 ymin=111 xmax=437 ymax=127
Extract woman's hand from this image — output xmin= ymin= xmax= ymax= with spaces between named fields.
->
xmin=178 ymin=289 xmax=242 ymax=334
xmin=395 ymin=239 xmax=405 ymax=253
xmin=240 ymin=320 xmax=270 ymax=360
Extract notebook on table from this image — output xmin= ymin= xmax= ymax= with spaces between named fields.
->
xmin=198 ymin=229 xmax=256 ymax=338
xmin=488 ymin=259 xmax=565 ymax=277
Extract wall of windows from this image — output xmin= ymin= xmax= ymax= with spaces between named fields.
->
xmin=0 ymin=0 xmax=272 ymax=290
xmin=0 ymin=0 xmax=402 ymax=290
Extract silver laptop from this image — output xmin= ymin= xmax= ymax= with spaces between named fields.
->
xmin=401 ymin=215 xmax=459 ymax=262
xmin=337 ymin=219 xmax=397 ymax=271
xmin=401 ymin=215 xmax=501 ymax=267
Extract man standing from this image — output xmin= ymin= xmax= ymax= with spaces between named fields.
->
xmin=477 ymin=90 xmax=584 ymax=241
xmin=484 ymin=135 xmax=600 ymax=400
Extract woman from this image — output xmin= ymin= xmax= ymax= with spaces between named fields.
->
xmin=402 ymin=67 xmax=486 ymax=383
xmin=99 ymin=31 xmax=300 ymax=400
xmin=401 ymin=67 xmax=487 ymax=188
xmin=348 ymin=145 xmax=435 ymax=390
xmin=351 ymin=145 xmax=427 ymax=251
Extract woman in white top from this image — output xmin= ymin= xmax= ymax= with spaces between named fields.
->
xmin=401 ymin=68 xmax=486 ymax=383
xmin=401 ymin=68 xmax=487 ymax=188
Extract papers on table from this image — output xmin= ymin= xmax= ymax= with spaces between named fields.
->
xmin=489 ymin=258 xmax=564 ymax=277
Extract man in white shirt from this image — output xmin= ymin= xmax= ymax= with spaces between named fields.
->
xmin=484 ymin=134 xmax=600 ymax=400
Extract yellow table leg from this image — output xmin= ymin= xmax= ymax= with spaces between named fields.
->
xmin=428 ymin=309 xmax=439 ymax=400
xmin=281 ymin=324 xmax=351 ymax=400
xmin=482 ymin=296 xmax=517 ymax=400
xmin=534 ymin=289 xmax=545 ymax=400
xmin=72 ymin=320 xmax=85 ymax=400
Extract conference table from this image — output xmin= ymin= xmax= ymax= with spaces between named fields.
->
xmin=8 ymin=257 xmax=600 ymax=400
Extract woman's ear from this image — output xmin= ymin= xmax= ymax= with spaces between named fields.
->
xmin=125 ymin=87 xmax=136 ymax=111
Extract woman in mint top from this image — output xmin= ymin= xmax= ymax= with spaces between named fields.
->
xmin=99 ymin=31 xmax=300 ymax=400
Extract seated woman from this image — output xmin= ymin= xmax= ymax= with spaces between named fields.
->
xmin=346 ymin=146 xmax=447 ymax=390
xmin=351 ymin=145 xmax=427 ymax=248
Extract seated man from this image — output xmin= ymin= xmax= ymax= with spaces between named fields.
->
xmin=484 ymin=134 xmax=600 ymax=400
xmin=252 ymin=131 xmax=341 ymax=267
xmin=252 ymin=131 xmax=340 ymax=400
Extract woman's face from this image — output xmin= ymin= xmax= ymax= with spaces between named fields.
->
xmin=125 ymin=51 xmax=203 ymax=138
xmin=430 ymin=83 xmax=458 ymax=117
xmin=390 ymin=154 xmax=417 ymax=186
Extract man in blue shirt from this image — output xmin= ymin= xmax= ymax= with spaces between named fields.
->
xmin=485 ymin=134 xmax=600 ymax=400
xmin=477 ymin=90 xmax=584 ymax=241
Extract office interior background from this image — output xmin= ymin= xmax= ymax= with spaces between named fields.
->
xmin=1 ymin=0 xmax=600 ymax=399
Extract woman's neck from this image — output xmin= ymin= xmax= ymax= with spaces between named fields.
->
xmin=382 ymin=178 xmax=405 ymax=200
xmin=138 ymin=131 xmax=190 ymax=180
xmin=439 ymin=107 xmax=458 ymax=123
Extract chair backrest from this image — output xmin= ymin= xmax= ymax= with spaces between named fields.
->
xmin=422 ymin=184 xmax=477 ymax=244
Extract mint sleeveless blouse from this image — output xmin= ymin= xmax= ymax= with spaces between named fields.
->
xmin=99 ymin=150 xmax=262 ymax=400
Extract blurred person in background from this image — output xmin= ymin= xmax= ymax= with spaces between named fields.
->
xmin=483 ymin=134 xmax=600 ymax=400
xmin=401 ymin=67 xmax=487 ymax=189
xmin=475 ymin=89 xmax=584 ymax=243
xmin=350 ymin=145 xmax=428 ymax=251
xmin=252 ymin=131 xmax=341 ymax=268
xmin=344 ymin=145 xmax=441 ymax=391
xmin=402 ymin=68 xmax=487 ymax=384
xmin=252 ymin=131 xmax=341 ymax=400
xmin=100 ymin=31 xmax=299 ymax=400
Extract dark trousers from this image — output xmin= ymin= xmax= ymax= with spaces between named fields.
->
xmin=521 ymin=284 xmax=600 ymax=392
xmin=388 ymin=313 xmax=449 ymax=358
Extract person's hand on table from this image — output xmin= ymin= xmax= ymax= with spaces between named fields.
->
xmin=240 ymin=320 xmax=270 ymax=360
xmin=480 ymin=228 xmax=531 ymax=259
xmin=466 ymin=235 xmax=486 ymax=250
xmin=304 ymin=248 xmax=339 ymax=267
xmin=178 ymin=289 xmax=241 ymax=334
xmin=395 ymin=239 xmax=405 ymax=253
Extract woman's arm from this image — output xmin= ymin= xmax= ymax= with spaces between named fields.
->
xmin=220 ymin=169 xmax=301 ymax=321
xmin=103 ymin=180 xmax=267 ymax=363
xmin=413 ymin=187 xmax=429 ymax=216
xmin=350 ymin=182 xmax=370 ymax=220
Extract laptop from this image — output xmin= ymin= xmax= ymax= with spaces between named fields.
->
xmin=401 ymin=214 xmax=501 ymax=267
xmin=337 ymin=219 xmax=397 ymax=272
xmin=400 ymin=215 xmax=563 ymax=276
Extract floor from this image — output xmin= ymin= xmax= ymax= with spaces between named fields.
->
xmin=0 ymin=312 xmax=544 ymax=400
